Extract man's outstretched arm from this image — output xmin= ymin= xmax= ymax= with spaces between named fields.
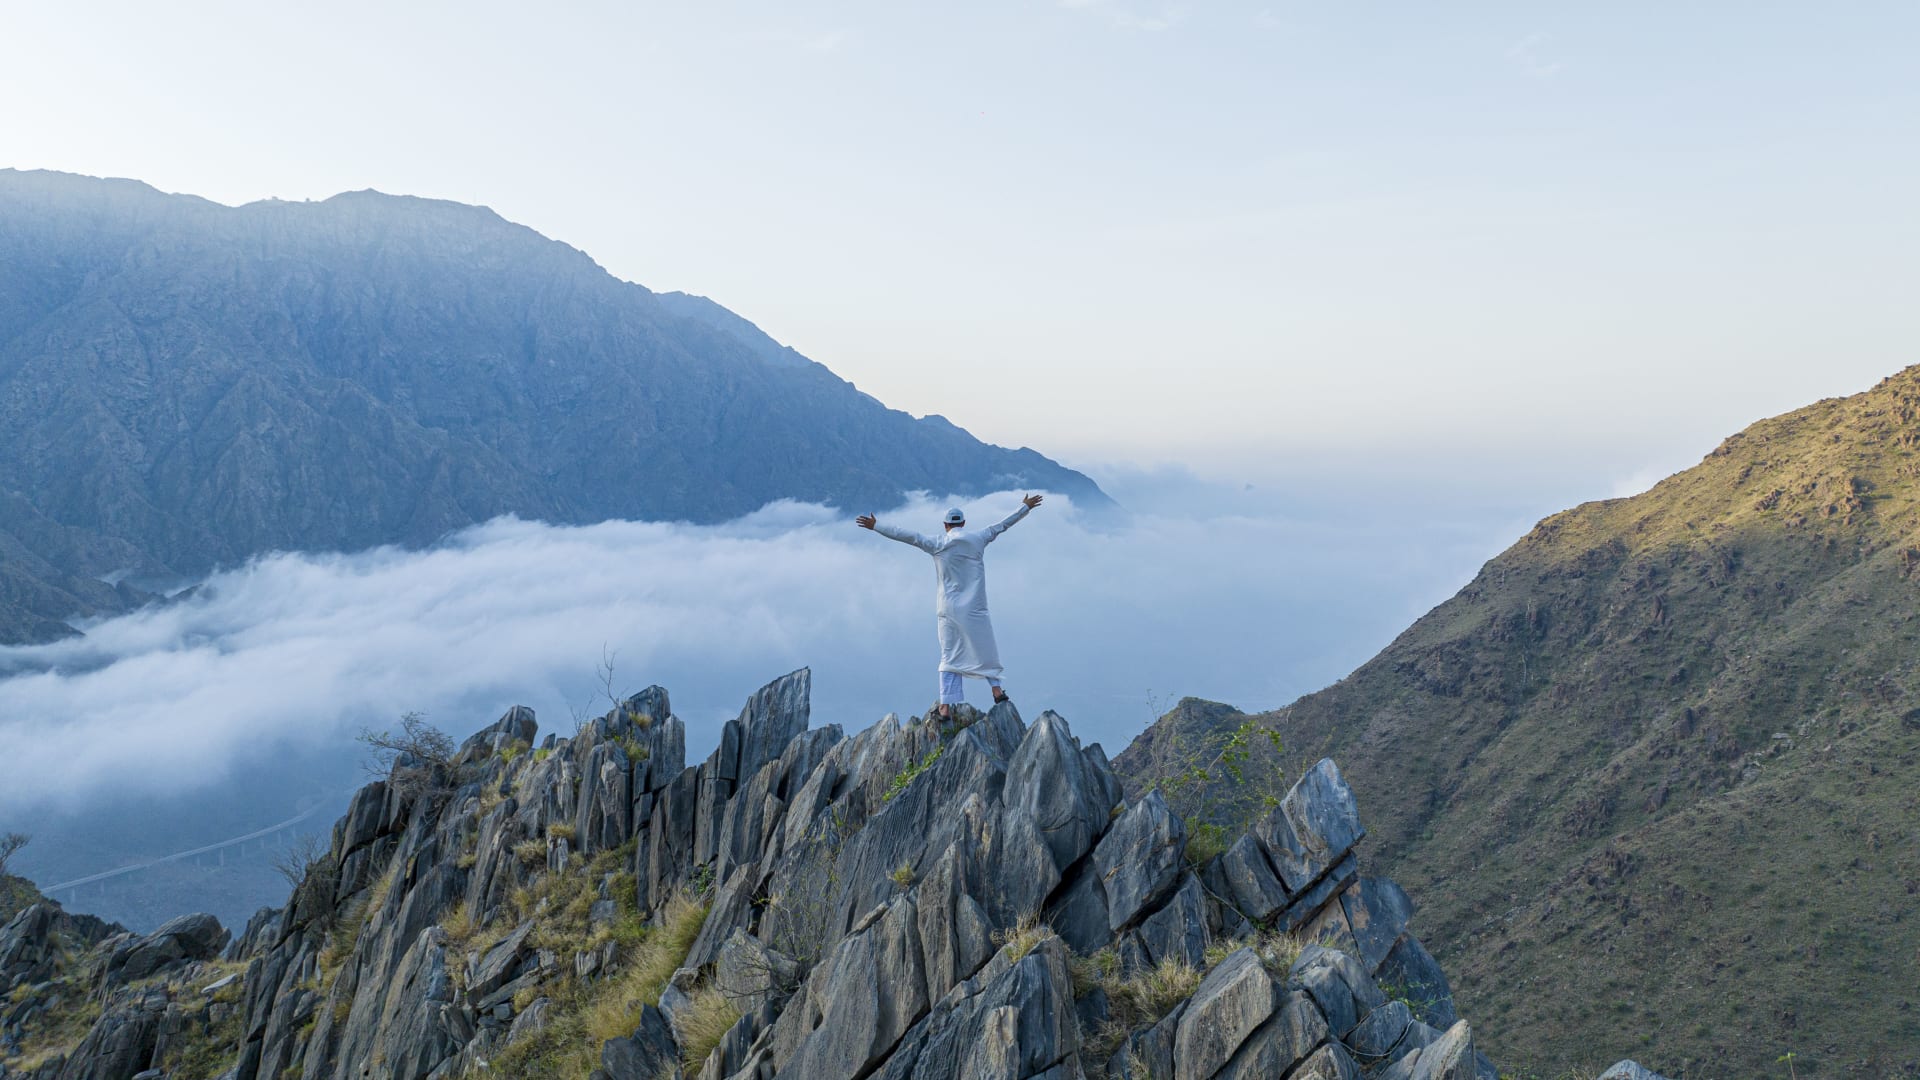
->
xmin=858 ymin=513 xmax=938 ymax=553
xmin=984 ymin=494 xmax=1042 ymax=543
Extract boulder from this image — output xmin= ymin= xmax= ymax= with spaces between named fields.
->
xmin=1172 ymin=948 xmax=1277 ymax=1080
xmin=1256 ymin=759 xmax=1364 ymax=891
xmin=1002 ymin=711 xmax=1110 ymax=872
xmin=1598 ymin=1063 xmax=1673 ymax=1080
xmin=1291 ymin=1042 xmax=1363 ymax=1080
xmin=104 ymin=913 xmax=229 ymax=986
xmin=1289 ymin=943 xmax=1384 ymax=1039
xmin=1092 ymin=790 xmax=1185 ymax=932
xmin=1 ymin=904 xmax=66 ymax=989
xmin=736 ymin=668 xmax=813 ymax=782
xmin=1210 ymin=989 xmax=1328 ymax=1080
xmin=54 ymin=990 xmax=170 ymax=1080
xmin=767 ymin=896 xmax=928 ymax=1079
xmin=1132 ymin=874 xmax=1208 ymax=972
xmin=1341 ymin=876 xmax=1415 ymax=972
xmin=1377 ymin=933 xmax=1458 ymax=1029
xmin=868 ymin=935 xmax=1080 ymax=1080
xmin=1348 ymin=999 xmax=1442 ymax=1060
xmin=1377 ymin=1019 xmax=1477 ymax=1080
xmin=1042 ymin=858 xmax=1110 ymax=956
xmin=1209 ymin=834 xmax=1290 ymax=923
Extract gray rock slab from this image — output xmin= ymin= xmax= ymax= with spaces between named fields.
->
xmin=1598 ymin=1063 xmax=1674 ymax=1080
xmin=1378 ymin=933 xmax=1458 ymax=1030
xmin=1172 ymin=948 xmax=1277 ymax=1080
xmin=1341 ymin=875 xmax=1415 ymax=973
xmin=1210 ymin=989 xmax=1328 ymax=1080
xmin=1289 ymin=943 xmax=1385 ymax=1039
xmin=1093 ymin=790 xmax=1185 ymax=932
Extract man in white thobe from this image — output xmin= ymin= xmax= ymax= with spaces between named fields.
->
xmin=858 ymin=494 xmax=1044 ymax=720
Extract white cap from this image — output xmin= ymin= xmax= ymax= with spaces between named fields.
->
xmin=944 ymin=507 xmax=966 ymax=525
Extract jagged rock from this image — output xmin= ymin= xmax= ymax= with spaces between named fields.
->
xmin=1290 ymin=1042 xmax=1363 ymax=1080
xmin=1093 ymin=790 xmax=1184 ymax=932
xmin=1210 ymin=989 xmax=1327 ymax=1080
xmin=336 ymin=780 xmax=392 ymax=859
xmin=716 ymin=931 xmax=799 ymax=1016
xmin=686 ymin=860 xmax=764 ymax=970
xmin=1131 ymin=874 xmax=1208 ymax=972
xmin=1002 ymin=710 xmax=1110 ymax=872
xmin=225 ymin=906 xmax=282 ymax=963
xmin=712 ymin=725 xmax=842 ymax=887
xmin=1378 ymin=1019 xmax=1477 ymax=1080
xmin=1042 ymin=857 xmax=1109 ymax=956
xmin=1256 ymin=758 xmax=1364 ymax=892
xmin=913 ymin=833 xmax=998 ymax=1001
xmin=739 ymin=669 xmax=813 ymax=774
xmin=1172 ymin=948 xmax=1276 ymax=1080
xmin=1208 ymin=834 xmax=1290 ymax=923
xmin=1 ymin=905 xmax=66 ymax=989
xmin=767 ymin=896 xmax=927 ymax=1079
xmin=55 ymin=990 xmax=169 ymax=1080
xmin=1377 ymin=933 xmax=1458 ymax=1029
xmin=1109 ymin=1001 xmax=1184 ymax=1080
xmin=14 ymin=674 xmax=1514 ymax=1080
xmin=507 ymin=996 xmax=553 ymax=1045
xmin=599 ymin=1004 xmax=679 ymax=1080
xmin=1341 ymin=875 xmax=1415 ymax=972
xmin=363 ymin=926 xmax=461 ymax=1079
xmin=643 ymin=767 xmax=699 ymax=911
xmin=465 ymin=919 xmax=534 ymax=1001
xmin=1348 ymin=999 xmax=1441 ymax=1060
xmin=455 ymin=705 xmax=538 ymax=765
xmin=1290 ymin=943 xmax=1385 ymax=1039
xmin=103 ymin=913 xmax=229 ymax=986
xmin=868 ymin=935 xmax=1080 ymax=1080
xmin=1598 ymin=1062 xmax=1672 ymax=1080
xmin=574 ymin=740 xmax=634 ymax=856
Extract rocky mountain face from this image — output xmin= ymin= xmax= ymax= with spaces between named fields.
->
xmin=0 ymin=169 xmax=1109 ymax=642
xmin=0 ymin=670 xmax=1667 ymax=1080
xmin=1118 ymin=368 xmax=1920 ymax=1075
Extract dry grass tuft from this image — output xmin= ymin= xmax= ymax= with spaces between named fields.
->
xmin=991 ymin=911 xmax=1051 ymax=962
xmin=675 ymin=986 xmax=742 ymax=1072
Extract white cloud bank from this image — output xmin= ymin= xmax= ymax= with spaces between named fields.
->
xmin=0 ymin=489 xmax=1508 ymax=815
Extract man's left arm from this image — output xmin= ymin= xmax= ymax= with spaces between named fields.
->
xmin=984 ymin=494 xmax=1042 ymax=543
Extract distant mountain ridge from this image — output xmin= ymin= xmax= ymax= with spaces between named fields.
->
xmin=0 ymin=169 xmax=1109 ymax=642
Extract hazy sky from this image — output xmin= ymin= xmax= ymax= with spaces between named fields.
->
xmin=4 ymin=2 xmax=1915 ymax=488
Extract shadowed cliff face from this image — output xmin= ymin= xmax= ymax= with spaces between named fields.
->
xmin=0 ymin=670 xmax=1565 ymax=1080
xmin=1118 ymin=367 xmax=1920 ymax=1076
xmin=0 ymin=169 xmax=1109 ymax=642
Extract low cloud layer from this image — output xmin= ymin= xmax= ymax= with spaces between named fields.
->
xmin=0 ymin=490 xmax=1513 ymax=816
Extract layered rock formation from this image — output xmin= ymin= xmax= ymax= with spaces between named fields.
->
xmin=2 ymin=669 xmax=1649 ymax=1079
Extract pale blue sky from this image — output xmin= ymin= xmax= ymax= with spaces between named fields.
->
xmin=3 ymin=1 xmax=1916 ymax=491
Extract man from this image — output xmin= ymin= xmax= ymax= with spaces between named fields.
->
xmin=858 ymin=494 xmax=1044 ymax=720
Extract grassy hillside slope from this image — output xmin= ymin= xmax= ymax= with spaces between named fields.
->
xmin=1119 ymin=368 xmax=1920 ymax=1076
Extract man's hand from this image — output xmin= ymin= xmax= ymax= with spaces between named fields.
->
xmin=1022 ymin=494 xmax=1044 ymax=510
xmin=856 ymin=513 xmax=877 ymax=530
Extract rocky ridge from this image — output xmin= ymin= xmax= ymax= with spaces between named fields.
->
xmin=2 ymin=670 xmax=1666 ymax=1079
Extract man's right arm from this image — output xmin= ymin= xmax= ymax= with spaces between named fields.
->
xmin=867 ymin=518 xmax=938 ymax=553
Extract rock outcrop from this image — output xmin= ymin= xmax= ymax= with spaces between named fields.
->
xmin=0 ymin=667 xmax=1591 ymax=1079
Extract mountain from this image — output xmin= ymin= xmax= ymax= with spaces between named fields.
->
xmin=1 ymin=671 xmax=1686 ymax=1080
xmin=1117 ymin=367 xmax=1920 ymax=1075
xmin=0 ymin=169 xmax=1109 ymax=642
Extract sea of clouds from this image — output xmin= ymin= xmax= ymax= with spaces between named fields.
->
xmin=0 ymin=486 xmax=1522 ymax=821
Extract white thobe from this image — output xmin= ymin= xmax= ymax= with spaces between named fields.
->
xmin=875 ymin=504 xmax=1030 ymax=679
